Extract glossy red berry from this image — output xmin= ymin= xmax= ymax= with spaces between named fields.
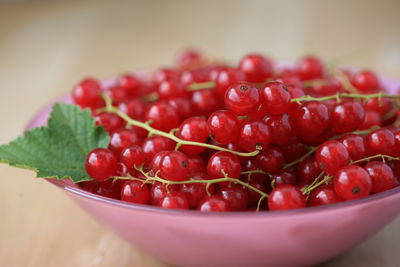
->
xmin=198 ymin=196 xmax=230 ymax=212
xmin=186 ymin=155 xmax=207 ymax=175
xmin=158 ymin=80 xmax=188 ymax=100
xmin=180 ymin=173 xmax=215 ymax=208
xmin=207 ymin=110 xmax=240 ymax=144
xmin=364 ymin=97 xmax=390 ymax=115
xmin=263 ymin=113 xmax=294 ymax=145
xmin=255 ymin=146 xmax=284 ymax=173
xmin=351 ymin=70 xmax=380 ymax=93
xmin=159 ymin=192 xmax=190 ymax=210
xmin=364 ymin=162 xmax=394 ymax=193
xmin=121 ymin=181 xmax=149 ymax=204
xmin=308 ymin=185 xmax=341 ymax=206
xmin=118 ymin=99 xmax=146 ymax=120
xmin=218 ymin=184 xmax=248 ymax=211
xmin=207 ymin=151 xmax=241 ymax=180
xmin=330 ymin=101 xmax=365 ymax=133
xmin=80 ymin=180 xmax=123 ymax=199
xmin=271 ymin=169 xmax=297 ymax=186
xmin=160 ymin=151 xmax=189 ymax=181
xmin=149 ymin=182 xmax=180 ymax=205
xmin=95 ymin=112 xmax=126 ymax=133
xmin=142 ymin=135 xmax=176 ymax=163
xmin=109 ymin=129 xmax=143 ymax=157
xmin=316 ymin=140 xmax=350 ymax=175
xmin=175 ymin=49 xmax=202 ymax=69
xmin=215 ymin=68 xmax=246 ymax=98
xmin=72 ymin=78 xmax=104 ymax=109
xmin=260 ymin=82 xmax=291 ymax=115
xmin=177 ymin=117 xmax=209 ymax=155
xmin=168 ymin=97 xmax=193 ymax=120
xmin=120 ymin=145 xmax=145 ymax=170
xmin=85 ymin=148 xmax=117 ymax=181
xmin=239 ymin=54 xmax=272 ymax=83
xmin=145 ymin=102 xmax=180 ymax=132
xmin=296 ymin=156 xmax=321 ymax=184
xmin=118 ymin=74 xmax=141 ymax=98
xmin=152 ymin=68 xmax=180 ymax=88
xmin=224 ymin=82 xmax=261 ymax=116
xmin=245 ymin=179 xmax=268 ymax=206
xmin=365 ymin=128 xmax=395 ymax=155
xmin=268 ymin=185 xmax=306 ymax=211
xmin=150 ymin=151 xmax=169 ymax=173
xmin=334 ymin=165 xmax=372 ymax=200
xmin=280 ymin=137 xmax=308 ymax=162
xmin=191 ymin=89 xmax=220 ymax=116
xmin=339 ymin=134 xmax=366 ymax=161
xmin=297 ymin=56 xmax=324 ymax=81
xmin=238 ymin=119 xmax=270 ymax=151
xmin=293 ymin=101 xmax=330 ymax=137
xmin=359 ymin=110 xmax=382 ymax=130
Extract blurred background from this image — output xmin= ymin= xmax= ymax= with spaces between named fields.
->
xmin=0 ymin=0 xmax=399 ymax=266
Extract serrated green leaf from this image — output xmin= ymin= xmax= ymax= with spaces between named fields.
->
xmin=0 ymin=103 xmax=109 ymax=183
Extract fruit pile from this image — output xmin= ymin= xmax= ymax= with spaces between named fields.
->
xmin=72 ymin=50 xmax=400 ymax=212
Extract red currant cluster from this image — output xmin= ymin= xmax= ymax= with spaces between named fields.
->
xmin=72 ymin=49 xmax=400 ymax=212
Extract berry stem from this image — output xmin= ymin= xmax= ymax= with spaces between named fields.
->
xmin=187 ymin=81 xmax=216 ymax=91
xmin=283 ymin=146 xmax=318 ymax=169
xmin=351 ymin=154 xmax=400 ymax=165
xmin=291 ymin=91 xmax=400 ymax=104
xmin=302 ymin=172 xmax=330 ymax=195
xmin=101 ymin=93 xmax=260 ymax=157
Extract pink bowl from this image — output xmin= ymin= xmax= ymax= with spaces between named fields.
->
xmin=25 ymin=74 xmax=400 ymax=267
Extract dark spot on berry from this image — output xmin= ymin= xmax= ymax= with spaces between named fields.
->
xmin=209 ymin=132 xmax=215 ymax=140
xmin=282 ymin=84 xmax=289 ymax=92
xmin=319 ymin=162 xmax=325 ymax=170
xmin=352 ymin=186 xmax=360 ymax=194
xmin=182 ymin=160 xmax=188 ymax=168
xmin=240 ymin=85 xmax=249 ymax=92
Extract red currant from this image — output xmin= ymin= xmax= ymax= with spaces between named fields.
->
xmin=109 ymin=129 xmax=143 ymax=157
xmin=72 ymin=78 xmax=104 ymax=110
xmin=145 ymin=102 xmax=180 ymax=132
xmin=351 ymin=70 xmax=380 ymax=93
xmin=238 ymin=119 xmax=270 ymax=151
xmin=207 ymin=151 xmax=241 ymax=180
xmin=239 ymin=54 xmax=272 ymax=83
xmin=316 ymin=140 xmax=350 ymax=175
xmin=364 ymin=161 xmax=394 ymax=193
xmin=177 ymin=117 xmax=209 ymax=155
xmin=330 ymin=101 xmax=365 ymax=133
xmin=198 ymin=196 xmax=230 ymax=212
xmin=296 ymin=156 xmax=321 ymax=184
xmin=339 ymin=134 xmax=366 ymax=161
xmin=160 ymin=151 xmax=189 ymax=181
xmin=308 ymin=185 xmax=341 ymax=206
xmin=297 ymin=56 xmax=324 ymax=81
xmin=85 ymin=148 xmax=117 ymax=181
xmin=268 ymin=185 xmax=306 ymax=211
xmin=207 ymin=110 xmax=240 ymax=144
xmin=159 ymin=192 xmax=190 ymax=210
xmin=260 ymin=82 xmax=291 ymax=115
xmin=120 ymin=145 xmax=145 ymax=171
xmin=255 ymin=146 xmax=284 ymax=173
xmin=365 ymin=128 xmax=395 ymax=155
xmin=293 ymin=101 xmax=330 ymax=137
xmin=215 ymin=68 xmax=246 ymax=98
xmin=263 ymin=113 xmax=294 ymax=145
xmin=218 ymin=184 xmax=248 ymax=211
xmin=334 ymin=165 xmax=371 ymax=200
xmin=121 ymin=181 xmax=149 ymax=204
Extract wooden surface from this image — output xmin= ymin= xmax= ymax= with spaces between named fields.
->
xmin=1 ymin=1 xmax=400 ymax=266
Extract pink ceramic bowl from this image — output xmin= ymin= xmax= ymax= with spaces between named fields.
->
xmin=25 ymin=74 xmax=400 ymax=267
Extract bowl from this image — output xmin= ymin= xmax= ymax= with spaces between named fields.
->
xmin=25 ymin=72 xmax=400 ymax=267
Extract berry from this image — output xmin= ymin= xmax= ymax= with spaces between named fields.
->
xmin=158 ymin=80 xmax=188 ymax=100
xmin=120 ymin=146 xmax=145 ymax=170
xmin=308 ymin=185 xmax=340 ymax=206
xmin=150 ymin=151 xmax=169 ymax=173
xmin=280 ymin=137 xmax=308 ymax=162
xmin=297 ymin=56 xmax=324 ymax=81
xmin=159 ymin=192 xmax=190 ymax=210
xmin=330 ymin=101 xmax=365 ymax=133
xmin=263 ymin=113 xmax=294 ymax=145
xmin=168 ymin=97 xmax=193 ymax=120
xmin=198 ymin=196 xmax=230 ymax=212
xmin=175 ymin=49 xmax=202 ymax=69
xmin=95 ymin=112 xmax=126 ymax=133
xmin=260 ymin=82 xmax=291 ymax=115
xmin=268 ymin=185 xmax=306 ymax=211
xmin=224 ymin=82 xmax=260 ymax=116
xmin=160 ymin=151 xmax=189 ymax=181
xmin=364 ymin=97 xmax=390 ymax=115
xmin=238 ymin=119 xmax=270 ymax=151
xmin=145 ymin=102 xmax=180 ymax=132
xmin=364 ymin=162 xmax=394 ymax=193
xmin=351 ymin=70 xmax=380 ymax=93
xmin=118 ymin=99 xmax=146 ymax=120
xmin=177 ymin=117 xmax=209 ymax=155
xmin=271 ymin=169 xmax=297 ymax=187
xmin=359 ymin=110 xmax=382 ymax=130
xmin=72 ymin=78 xmax=104 ymax=109
xmin=334 ymin=165 xmax=372 ymax=200
xmin=191 ymin=89 xmax=220 ymax=116
xmin=80 ymin=180 xmax=123 ymax=199
xmin=339 ymin=134 xmax=366 ymax=161
xmin=121 ymin=181 xmax=149 ymax=204
xmin=293 ymin=101 xmax=330 ymax=137
xmin=149 ymin=182 xmax=180 ymax=205
xmin=207 ymin=151 xmax=241 ymax=180
xmin=244 ymin=179 xmax=267 ymax=206
xmin=218 ymin=184 xmax=248 ymax=211
xmin=239 ymin=54 xmax=272 ymax=83
xmin=118 ymin=74 xmax=141 ymax=98
xmin=109 ymin=129 xmax=143 ymax=157
xmin=316 ymin=140 xmax=350 ymax=175
xmin=85 ymin=148 xmax=117 ymax=181
xmin=365 ymin=128 xmax=395 ymax=155
xmin=255 ymin=146 xmax=284 ymax=173
xmin=180 ymin=173 xmax=215 ymax=208
xmin=215 ymin=68 xmax=246 ymax=98
xmin=142 ymin=135 xmax=176 ymax=163
xmin=207 ymin=110 xmax=240 ymax=144
xmin=296 ymin=156 xmax=321 ymax=184
xmin=152 ymin=68 xmax=180 ymax=88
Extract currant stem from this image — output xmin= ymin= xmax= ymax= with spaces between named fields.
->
xmin=187 ymin=81 xmax=216 ymax=91
xmin=283 ymin=146 xmax=318 ymax=169
xmin=351 ymin=154 xmax=400 ymax=165
xmin=291 ymin=91 xmax=400 ymax=104
xmin=101 ymin=94 xmax=260 ymax=157
xmin=302 ymin=172 xmax=330 ymax=195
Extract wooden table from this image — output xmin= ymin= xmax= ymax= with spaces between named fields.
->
xmin=1 ymin=1 xmax=400 ymax=266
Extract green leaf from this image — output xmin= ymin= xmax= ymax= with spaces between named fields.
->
xmin=0 ymin=103 xmax=109 ymax=183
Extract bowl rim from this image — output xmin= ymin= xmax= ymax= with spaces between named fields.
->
xmin=25 ymin=67 xmax=400 ymax=218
